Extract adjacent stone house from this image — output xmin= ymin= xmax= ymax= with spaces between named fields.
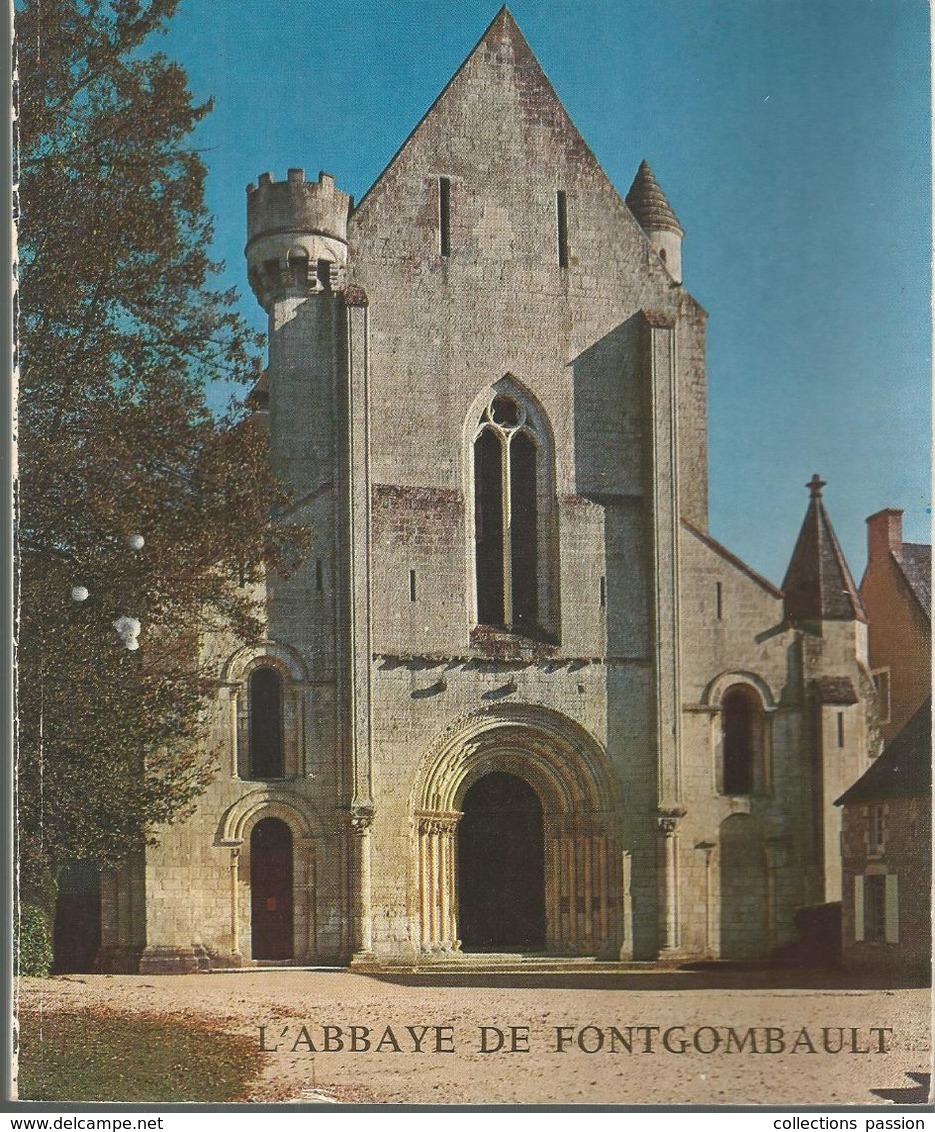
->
xmin=836 ymin=698 xmax=931 ymax=978
xmin=860 ymin=509 xmax=931 ymax=743
xmin=97 ymin=8 xmax=881 ymax=972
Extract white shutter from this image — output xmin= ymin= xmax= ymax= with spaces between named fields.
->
xmin=854 ymin=875 xmax=865 ymax=942
xmin=884 ymin=874 xmax=899 ymax=943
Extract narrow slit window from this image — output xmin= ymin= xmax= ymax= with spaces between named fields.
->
xmin=439 ymin=176 xmax=451 ymax=258
xmin=836 ymin=712 xmax=845 ymax=748
xmin=409 ymin=569 xmax=417 ymax=602
xmin=315 ymin=559 xmax=323 ymax=593
xmin=556 ymin=190 xmax=569 ymax=268
xmin=716 ymin=581 xmax=723 ymax=620
xmin=599 ymin=576 xmax=606 ymax=608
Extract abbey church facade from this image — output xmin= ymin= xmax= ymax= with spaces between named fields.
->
xmin=98 ymin=8 xmax=878 ymax=971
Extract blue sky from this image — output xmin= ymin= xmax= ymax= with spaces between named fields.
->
xmin=160 ymin=0 xmax=930 ymax=585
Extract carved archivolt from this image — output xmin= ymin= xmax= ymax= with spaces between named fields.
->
xmin=410 ymin=706 xmax=622 ymax=957
xmin=221 ymin=640 xmax=309 ymax=685
xmin=411 ymin=703 xmax=617 ymax=819
xmin=702 ymin=670 xmax=777 ymax=711
xmin=217 ymin=789 xmax=321 ymax=846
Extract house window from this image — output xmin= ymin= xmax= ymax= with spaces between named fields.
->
xmin=721 ymin=685 xmax=758 ymax=795
xmin=855 ymin=873 xmax=899 ymax=943
xmin=248 ymin=667 xmax=284 ymax=779
xmin=872 ymin=668 xmax=891 ymax=725
xmin=864 ymin=874 xmax=886 ymax=942
xmin=472 ymin=390 xmax=553 ymax=635
xmin=868 ymin=804 xmax=885 ymax=854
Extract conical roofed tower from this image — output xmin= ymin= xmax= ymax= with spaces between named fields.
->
xmin=782 ymin=475 xmax=866 ymax=622
xmin=626 ymin=159 xmax=684 ymax=282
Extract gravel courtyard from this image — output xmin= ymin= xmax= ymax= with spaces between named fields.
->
xmin=15 ymin=969 xmax=932 ymax=1106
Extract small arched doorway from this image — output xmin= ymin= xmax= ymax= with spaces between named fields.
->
xmin=250 ymin=817 xmax=294 ymax=960
xmin=457 ymin=772 xmax=545 ymax=950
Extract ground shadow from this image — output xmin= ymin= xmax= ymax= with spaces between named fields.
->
xmin=358 ymin=963 xmax=931 ymax=992
xmin=870 ymin=1072 xmax=932 ymax=1105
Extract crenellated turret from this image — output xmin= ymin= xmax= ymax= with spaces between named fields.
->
xmin=245 ymin=168 xmax=352 ymax=311
xmin=244 ymin=167 xmax=353 ymax=497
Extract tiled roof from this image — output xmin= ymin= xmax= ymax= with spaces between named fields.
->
xmin=782 ymin=476 xmax=866 ymax=622
xmin=836 ymin=698 xmax=931 ymax=805
xmin=899 ymin=543 xmax=931 ymax=619
xmin=813 ymin=676 xmax=858 ymax=705
xmin=625 ymin=160 xmax=684 ymax=236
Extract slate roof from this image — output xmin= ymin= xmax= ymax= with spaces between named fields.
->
xmin=782 ymin=476 xmax=866 ymax=622
xmin=625 ymin=160 xmax=684 ymax=236
xmin=900 ymin=542 xmax=931 ymax=619
xmin=835 ymin=698 xmax=932 ymax=805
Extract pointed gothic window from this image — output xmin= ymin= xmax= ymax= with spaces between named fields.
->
xmin=473 ymin=392 xmax=551 ymax=635
xmin=248 ymin=667 xmax=284 ymax=779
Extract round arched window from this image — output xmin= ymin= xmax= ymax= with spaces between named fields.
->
xmin=248 ymin=667 xmax=284 ymax=779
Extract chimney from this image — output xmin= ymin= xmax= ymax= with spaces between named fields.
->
xmin=866 ymin=509 xmax=903 ymax=563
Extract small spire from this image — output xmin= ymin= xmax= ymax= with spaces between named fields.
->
xmin=625 ymin=159 xmax=683 ymax=236
xmin=782 ymin=478 xmax=866 ymax=623
xmin=484 ymin=5 xmax=525 ymax=48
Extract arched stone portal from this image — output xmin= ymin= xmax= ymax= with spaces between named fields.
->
xmin=218 ymin=791 xmax=321 ymax=966
xmin=250 ymin=817 xmax=294 ymax=960
xmin=458 ymin=772 xmax=545 ymax=950
xmin=413 ymin=707 xmax=623 ymax=957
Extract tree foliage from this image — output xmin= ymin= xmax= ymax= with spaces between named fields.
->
xmin=15 ymin=0 xmax=295 ymax=900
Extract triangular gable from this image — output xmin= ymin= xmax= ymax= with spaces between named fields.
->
xmin=351 ymin=7 xmax=641 ymax=240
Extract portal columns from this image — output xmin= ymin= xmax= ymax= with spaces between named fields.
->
xmin=350 ymin=805 xmax=375 ymax=958
xmin=417 ymin=813 xmax=461 ymax=951
xmin=658 ymin=806 xmax=686 ymax=955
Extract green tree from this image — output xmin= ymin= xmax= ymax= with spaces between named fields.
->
xmin=15 ymin=0 xmax=295 ymax=934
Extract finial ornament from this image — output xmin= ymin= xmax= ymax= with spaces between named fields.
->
xmin=807 ymin=474 xmax=826 ymax=499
